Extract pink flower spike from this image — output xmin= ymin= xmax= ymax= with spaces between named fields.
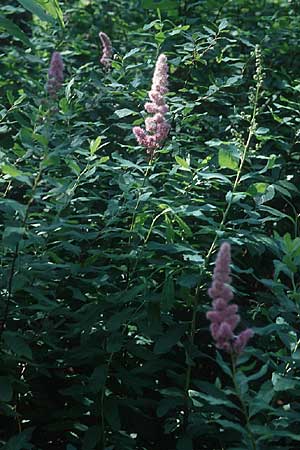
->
xmin=133 ymin=54 xmax=170 ymax=157
xmin=47 ymin=51 xmax=64 ymax=98
xmin=99 ymin=31 xmax=112 ymax=68
xmin=207 ymin=242 xmax=253 ymax=354
xmin=233 ymin=329 xmax=254 ymax=354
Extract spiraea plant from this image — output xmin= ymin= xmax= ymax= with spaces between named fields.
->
xmin=1 ymin=1 xmax=300 ymax=450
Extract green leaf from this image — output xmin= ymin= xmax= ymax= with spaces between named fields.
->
xmin=157 ymin=397 xmax=183 ymax=417
xmin=272 ymin=372 xmax=299 ymax=391
xmin=1 ymin=164 xmax=24 ymax=178
xmin=82 ymin=426 xmax=101 ymax=450
xmin=104 ymin=398 xmax=121 ymax=430
xmin=249 ymin=381 xmax=273 ymax=417
xmin=247 ymin=362 xmax=269 ymax=381
xmin=216 ymin=351 xmax=232 ymax=376
xmin=89 ymin=366 xmax=108 ymax=393
xmin=3 ymin=331 xmax=33 ymax=359
xmin=67 ymin=159 xmax=81 ymax=175
xmin=3 ymin=226 xmax=25 ymax=248
xmin=114 ymin=108 xmax=137 ymax=118
xmin=257 ymin=430 xmax=300 ymax=443
xmin=216 ymin=419 xmax=247 ymax=436
xmin=0 ymin=377 xmax=13 ymax=402
xmin=0 ymin=15 xmax=32 ymax=47
xmin=142 ymin=0 xmax=178 ymax=10
xmin=34 ymin=0 xmax=64 ymax=26
xmin=123 ymin=48 xmax=140 ymax=59
xmin=2 ymin=427 xmax=34 ymax=450
xmin=259 ymin=205 xmax=292 ymax=221
xmin=90 ymin=136 xmax=102 ymax=155
xmin=218 ymin=144 xmax=240 ymax=170
xmin=176 ymin=436 xmax=193 ymax=450
xmin=154 ymin=326 xmax=185 ymax=354
xmin=106 ymin=333 xmax=124 ymax=353
xmin=189 ymin=388 xmax=238 ymax=409
xmin=255 ymin=184 xmax=275 ymax=205
xmin=175 ymin=155 xmax=190 ymax=170
xmin=99 ymin=156 xmax=109 ymax=164
xmin=218 ymin=18 xmax=229 ymax=31
xmin=236 ymin=371 xmax=248 ymax=395
xmin=161 ymin=274 xmax=176 ymax=312
xmin=17 ymin=0 xmax=55 ymax=24
xmin=65 ymin=78 xmax=75 ymax=100
xmin=255 ymin=127 xmax=269 ymax=135
xmin=0 ymin=199 xmax=26 ymax=219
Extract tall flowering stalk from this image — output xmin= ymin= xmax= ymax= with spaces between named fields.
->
xmin=99 ymin=32 xmax=112 ymax=68
xmin=207 ymin=242 xmax=253 ymax=354
xmin=47 ymin=51 xmax=64 ymax=98
xmin=133 ymin=54 xmax=170 ymax=158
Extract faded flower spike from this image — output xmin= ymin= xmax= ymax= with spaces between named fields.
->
xmin=206 ymin=242 xmax=253 ymax=354
xmin=47 ymin=51 xmax=64 ymax=98
xmin=133 ymin=54 xmax=170 ymax=157
xmin=99 ymin=31 xmax=112 ymax=68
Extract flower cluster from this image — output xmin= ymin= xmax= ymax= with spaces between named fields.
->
xmin=206 ymin=242 xmax=253 ymax=354
xmin=133 ymin=54 xmax=170 ymax=157
xmin=99 ymin=32 xmax=112 ymax=68
xmin=47 ymin=51 xmax=64 ymax=98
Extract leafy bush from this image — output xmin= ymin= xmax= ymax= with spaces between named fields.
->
xmin=1 ymin=0 xmax=300 ymax=449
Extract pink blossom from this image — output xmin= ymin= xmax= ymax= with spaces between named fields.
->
xmin=47 ymin=51 xmax=64 ymax=98
xmin=233 ymin=328 xmax=254 ymax=354
xmin=206 ymin=243 xmax=254 ymax=354
xmin=133 ymin=54 xmax=170 ymax=157
xmin=99 ymin=32 xmax=112 ymax=68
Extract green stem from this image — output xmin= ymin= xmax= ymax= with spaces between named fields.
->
xmin=0 ymin=165 xmax=43 ymax=340
xmin=129 ymin=156 xmax=153 ymax=234
xmin=99 ymin=299 xmax=147 ymax=449
xmin=126 ymin=157 xmax=154 ymax=286
xmin=184 ymin=55 xmax=262 ymax=398
xmin=99 ymin=161 xmax=154 ymax=439
xmin=184 ymin=298 xmax=197 ymax=397
xmin=99 ymin=352 xmax=114 ymax=450
xmin=205 ymin=79 xmax=260 ymax=264
xmin=231 ymin=354 xmax=257 ymax=450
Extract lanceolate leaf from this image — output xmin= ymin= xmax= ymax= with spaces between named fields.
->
xmin=0 ymin=15 xmax=32 ymax=47
xmin=17 ymin=0 xmax=55 ymax=23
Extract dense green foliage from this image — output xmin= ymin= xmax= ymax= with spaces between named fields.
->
xmin=1 ymin=0 xmax=300 ymax=449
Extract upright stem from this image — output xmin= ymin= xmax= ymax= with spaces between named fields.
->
xmin=206 ymin=73 xmax=261 ymax=263
xmin=99 ymin=299 xmax=148 ymax=449
xmin=231 ymin=354 xmax=257 ymax=450
xmin=127 ymin=157 xmax=154 ymax=286
xmin=184 ymin=297 xmax=197 ymax=397
xmin=100 ymin=158 xmax=157 ymax=449
xmin=184 ymin=48 xmax=262 ymax=397
xmin=99 ymin=353 xmax=113 ymax=450
xmin=0 ymin=165 xmax=43 ymax=340
xmin=129 ymin=156 xmax=153 ymax=234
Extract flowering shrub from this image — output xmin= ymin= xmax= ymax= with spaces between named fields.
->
xmin=0 ymin=0 xmax=300 ymax=449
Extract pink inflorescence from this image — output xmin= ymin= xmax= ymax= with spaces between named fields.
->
xmin=99 ymin=32 xmax=112 ymax=68
xmin=133 ymin=54 xmax=170 ymax=157
xmin=47 ymin=51 xmax=64 ymax=98
xmin=206 ymin=242 xmax=254 ymax=354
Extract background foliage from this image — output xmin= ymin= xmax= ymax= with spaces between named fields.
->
xmin=1 ymin=0 xmax=300 ymax=449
